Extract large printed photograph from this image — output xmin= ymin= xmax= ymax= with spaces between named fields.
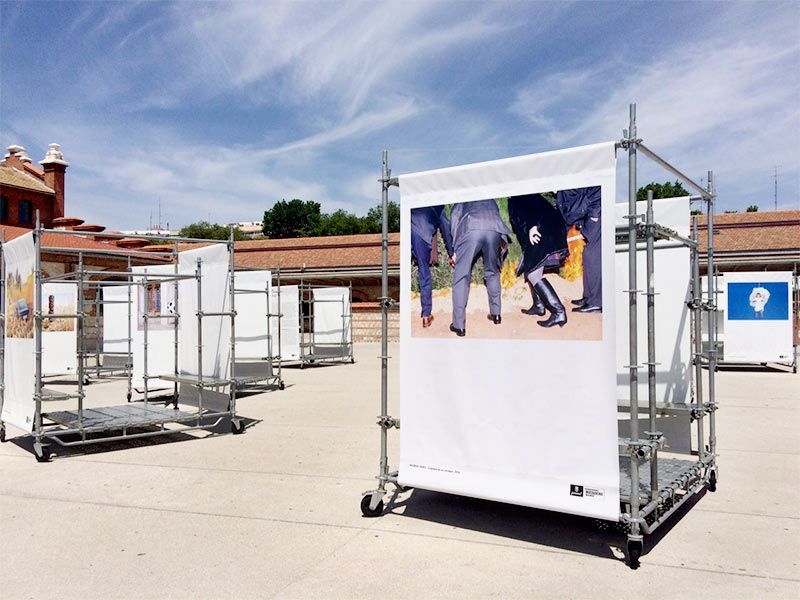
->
xmin=137 ymin=281 xmax=177 ymax=331
xmin=727 ymin=281 xmax=789 ymax=321
xmin=5 ymin=249 xmax=35 ymax=339
xmin=41 ymin=288 xmax=76 ymax=332
xmin=411 ymin=186 xmax=602 ymax=340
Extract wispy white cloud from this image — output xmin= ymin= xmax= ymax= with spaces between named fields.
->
xmin=508 ymin=4 xmax=800 ymax=208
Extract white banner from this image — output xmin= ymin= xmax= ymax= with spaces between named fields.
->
xmin=614 ymin=197 xmax=691 ymax=405
xmin=131 ymin=264 xmax=177 ymax=390
xmin=41 ymin=282 xmax=78 ymax=375
xmin=235 ymin=270 xmax=272 ymax=359
xmin=2 ymin=232 xmax=36 ymax=432
xmin=273 ymin=285 xmax=300 ymax=361
xmin=312 ymin=287 xmax=351 ymax=347
xmin=178 ymin=244 xmax=230 ymax=380
xmin=722 ymin=271 xmax=794 ymax=363
xmin=398 ymin=142 xmax=619 ymax=520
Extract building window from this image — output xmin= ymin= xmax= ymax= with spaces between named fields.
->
xmin=0 ymin=196 xmax=7 ymax=221
xmin=18 ymin=199 xmax=33 ymax=226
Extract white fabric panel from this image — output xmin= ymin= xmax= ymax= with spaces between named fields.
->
xmin=312 ymin=287 xmax=351 ymax=346
xmin=614 ymin=197 xmax=691 ymax=405
xmin=235 ymin=270 xmax=272 ymax=359
xmin=397 ymin=143 xmax=620 ymax=520
xmin=131 ymin=264 xmax=176 ymax=390
xmin=102 ymin=284 xmax=130 ymax=355
xmin=2 ymin=232 xmax=36 ymax=432
xmin=178 ymin=244 xmax=230 ymax=380
xmin=722 ymin=271 xmax=794 ymax=363
xmin=272 ymin=285 xmax=300 ymax=361
xmin=40 ymin=283 xmax=78 ymax=375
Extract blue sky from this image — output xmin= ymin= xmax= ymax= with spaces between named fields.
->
xmin=1 ymin=1 xmax=798 ymax=229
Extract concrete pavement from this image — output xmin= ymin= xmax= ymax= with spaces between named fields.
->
xmin=1 ymin=343 xmax=798 ymax=598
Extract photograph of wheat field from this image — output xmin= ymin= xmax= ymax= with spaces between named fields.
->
xmin=6 ymin=267 xmax=35 ymax=339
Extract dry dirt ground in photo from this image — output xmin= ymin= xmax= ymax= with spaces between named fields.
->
xmin=411 ymin=275 xmax=602 ymax=340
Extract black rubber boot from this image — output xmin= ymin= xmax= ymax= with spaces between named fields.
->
xmin=521 ymin=282 xmax=546 ymax=316
xmin=534 ymin=279 xmax=567 ymax=328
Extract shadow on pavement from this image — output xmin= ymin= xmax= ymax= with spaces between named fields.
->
xmin=386 ymin=485 xmax=707 ymax=565
xmin=5 ymin=416 xmax=260 ymax=462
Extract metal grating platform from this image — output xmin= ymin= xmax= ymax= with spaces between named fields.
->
xmin=44 ymin=404 xmax=197 ymax=431
xmin=619 ymin=456 xmax=701 ymax=503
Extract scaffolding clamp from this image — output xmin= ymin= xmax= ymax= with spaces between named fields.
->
xmin=378 ymin=295 xmax=397 ymax=309
xmin=625 ymin=438 xmax=661 ymax=461
xmin=377 ymin=415 xmax=400 ymax=429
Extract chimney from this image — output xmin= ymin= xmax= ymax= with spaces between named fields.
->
xmin=39 ymin=143 xmax=69 ymax=220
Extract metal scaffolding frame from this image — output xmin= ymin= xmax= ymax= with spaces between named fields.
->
xmin=360 ymin=104 xmax=719 ymax=570
xmin=296 ymin=280 xmax=354 ymax=368
xmin=0 ymin=217 xmax=246 ymax=460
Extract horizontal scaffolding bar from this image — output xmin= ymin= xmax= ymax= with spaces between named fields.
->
xmin=40 ymin=246 xmax=176 ymax=259
xmin=638 ymin=144 xmax=712 ymax=200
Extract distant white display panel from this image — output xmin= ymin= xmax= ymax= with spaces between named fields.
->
xmin=131 ymin=264 xmax=177 ymax=390
xmin=235 ymin=270 xmax=272 ymax=359
xmin=102 ymin=284 xmax=130 ymax=355
xmin=274 ymin=285 xmax=300 ymax=361
xmin=312 ymin=287 xmax=351 ymax=347
xmin=398 ymin=142 xmax=620 ymax=520
xmin=614 ymin=197 xmax=691 ymax=405
xmin=723 ymin=271 xmax=794 ymax=364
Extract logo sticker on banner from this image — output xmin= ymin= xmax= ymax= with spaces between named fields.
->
xmin=397 ymin=142 xmax=620 ymax=520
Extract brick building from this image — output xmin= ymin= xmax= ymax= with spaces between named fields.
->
xmin=0 ymin=144 xmax=68 ymax=228
xmin=234 ymin=233 xmax=400 ymax=341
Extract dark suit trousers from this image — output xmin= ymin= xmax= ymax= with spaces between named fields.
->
xmin=411 ymin=230 xmax=433 ymax=317
xmin=581 ymin=216 xmax=602 ymax=307
xmin=452 ymin=230 xmax=502 ymax=329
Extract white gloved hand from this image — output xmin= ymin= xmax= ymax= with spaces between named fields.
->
xmin=529 ymin=225 xmax=542 ymax=245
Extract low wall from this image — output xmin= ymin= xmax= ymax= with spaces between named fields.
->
xmin=352 ymin=302 xmax=399 ymax=342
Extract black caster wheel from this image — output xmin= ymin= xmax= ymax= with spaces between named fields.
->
xmin=360 ymin=494 xmax=384 ymax=518
xmin=350 ymin=357 xmax=355 ymax=364
xmin=279 ymin=381 xmax=285 ymax=391
xmin=33 ymin=442 xmax=51 ymax=463
xmin=708 ymin=469 xmax=717 ymax=492
xmin=627 ymin=539 xmax=643 ymax=570
xmin=126 ymin=392 xmax=132 ymax=402
xmin=231 ymin=419 xmax=245 ymax=435
xmin=0 ymin=426 xmax=6 ymax=443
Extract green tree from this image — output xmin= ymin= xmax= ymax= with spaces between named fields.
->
xmin=637 ymin=180 xmax=690 ymax=201
xmin=179 ymin=221 xmax=246 ymax=241
xmin=362 ymin=201 xmax=400 ymax=233
xmin=315 ymin=210 xmax=365 ymax=236
xmin=262 ymin=199 xmax=322 ymax=238
xmin=746 ymin=205 xmax=759 ymax=212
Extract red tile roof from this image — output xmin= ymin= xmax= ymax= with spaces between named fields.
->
xmin=1 ymin=224 xmax=169 ymax=263
xmin=234 ymin=232 xmax=400 ymax=271
xmin=696 ymin=209 xmax=800 ymax=254
xmin=0 ymin=164 xmax=54 ymax=194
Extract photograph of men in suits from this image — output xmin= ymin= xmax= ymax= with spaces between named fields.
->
xmin=411 ymin=206 xmax=454 ymax=328
xmin=507 ymin=194 xmax=570 ymax=328
xmin=449 ymin=199 xmax=511 ymax=336
xmin=556 ymin=186 xmax=602 ymax=313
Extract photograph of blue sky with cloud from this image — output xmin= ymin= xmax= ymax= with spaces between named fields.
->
xmin=1 ymin=1 xmax=798 ymax=229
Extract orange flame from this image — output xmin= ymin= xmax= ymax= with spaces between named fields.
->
xmin=560 ymin=226 xmax=585 ymax=282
